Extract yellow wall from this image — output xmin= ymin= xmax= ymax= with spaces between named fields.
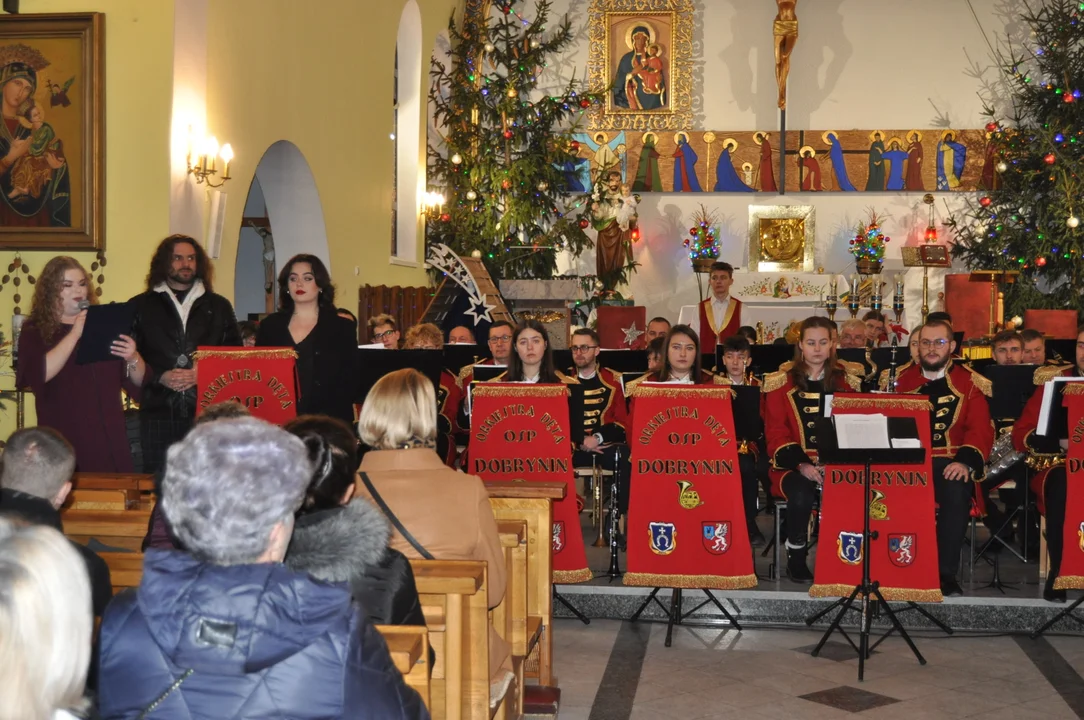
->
xmin=4 ymin=0 xmax=175 ymax=431
xmin=206 ymin=0 xmax=461 ymax=305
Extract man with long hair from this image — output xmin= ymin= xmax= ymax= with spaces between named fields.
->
xmin=130 ymin=234 xmax=241 ymax=473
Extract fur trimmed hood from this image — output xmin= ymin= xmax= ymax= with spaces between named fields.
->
xmin=285 ymin=500 xmax=391 ymax=584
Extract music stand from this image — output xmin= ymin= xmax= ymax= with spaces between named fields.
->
xmin=803 ymin=415 xmax=941 ymax=681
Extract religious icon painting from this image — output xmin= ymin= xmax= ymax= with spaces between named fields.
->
xmin=702 ymin=522 xmax=730 ymax=555
xmin=0 ymin=13 xmax=103 ymax=249
xmin=648 ymin=521 xmax=676 ymax=555
xmin=552 ymin=521 xmax=565 ymax=554
xmin=888 ymin=533 xmax=916 ymax=567
xmin=837 ymin=531 xmax=863 ymax=565
xmin=586 ymin=0 xmax=693 ymax=131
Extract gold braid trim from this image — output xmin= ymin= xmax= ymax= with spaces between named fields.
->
xmin=553 ymin=568 xmax=593 ymax=584
xmin=839 ymin=360 xmax=865 ymax=377
xmin=556 ymin=371 xmax=579 ymax=385
xmin=1035 ymin=364 xmax=1074 ymax=386
xmin=963 ymin=365 xmax=993 ymax=397
xmin=192 ymin=348 xmax=298 ymax=360
xmin=471 ymin=384 xmax=570 ymax=398
xmin=1053 ymin=575 xmax=1084 ymax=591
xmin=623 ymin=572 xmax=758 ymax=590
xmin=844 ymin=372 xmax=862 ymax=391
xmin=809 ymin=584 xmax=942 ymax=602
xmin=456 ymin=363 xmax=479 ymax=390
xmin=1063 ymin=383 xmax=1084 ymax=396
xmin=761 ymin=369 xmax=788 ymax=394
xmin=832 ymin=396 xmax=932 ymax=412
xmin=808 ymin=583 xmax=857 ymax=599
xmin=629 ymin=385 xmax=734 ymax=400
xmin=625 ymin=371 xmax=653 ymax=395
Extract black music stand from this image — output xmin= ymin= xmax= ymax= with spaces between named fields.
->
xmin=803 ymin=415 xmax=948 ymax=681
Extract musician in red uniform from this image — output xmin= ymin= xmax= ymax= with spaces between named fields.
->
xmin=1011 ymin=327 xmax=1082 ymax=602
xmin=763 ymin=316 xmax=861 ymax=581
xmin=698 ymin=262 xmax=743 ymax=348
xmin=894 ymin=319 xmax=994 ymax=597
xmin=456 ymin=321 xmax=515 ymax=442
xmin=567 ymin=328 xmax=631 ymax=542
xmin=403 ymin=323 xmax=462 ymax=467
xmin=627 ymin=324 xmax=715 ymax=391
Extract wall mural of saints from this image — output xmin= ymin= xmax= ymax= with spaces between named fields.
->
xmin=569 ymin=128 xmax=988 ymax=194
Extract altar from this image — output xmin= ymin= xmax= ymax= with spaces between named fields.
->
xmin=678 ymin=272 xmax=849 ymax=343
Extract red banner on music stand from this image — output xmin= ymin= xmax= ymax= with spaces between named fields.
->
xmin=469 ymin=383 xmax=591 ymax=583
xmin=1056 ymin=388 xmax=1084 ymax=590
xmin=623 ymin=384 xmax=756 ymax=589
xmin=812 ymin=394 xmax=942 ymax=602
xmin=193 ymin=347 xmax=298 ymax=425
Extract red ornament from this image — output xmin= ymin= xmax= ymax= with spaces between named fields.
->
xmin=440 ymin=213 xmax=451 ymax=222
xmin=690 ymin=227 xmax=699 ymax=235
xmin=985 ymin=121 xmax=999 ymax=132
xmin=1036 ymin=256 xmax=1048 ymax=267
xmin=501 ymin=179 xmax=511 ymax=189
xmin=630 ymin=228 xmax=641 ymax=240
xmin=570 ymin=141 xmax=580 ymax=152
xmin=578 ymin=218 xmax=590 ymax=229
xmin=979 ymin=196 xmax=992 ymax=207
xmin=503 ymin=129 xmax=514 ymax=139
xmin=1045 ymin=153 xmax=1057 ymax=165
xmin=1066 ymin=94 xmax=1076 ymax=104
xmin=579 ymin=99 xmax=591 ymax=108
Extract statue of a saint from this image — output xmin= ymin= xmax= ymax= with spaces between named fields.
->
xmin=591 ymin=170 xmax=638 ymax=286
xmin=773 ymin=0 xmax=798 ymax=110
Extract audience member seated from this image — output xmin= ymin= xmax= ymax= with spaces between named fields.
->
xmin=1020 ymin=328 xmax=1046 ymax=365
xmin=992 ymin=329 xmax=1023 ymax=365
xmin=0 ymin=427 xmax=112 ymax=617
xmin=284 ymin=414 xmax=426 ymax=628
xmin=448 ymin=325 xmax=475 ymax=344
xmin=0 ymin=517 xmax=93 ymax=720
xmin=862 ymin=310 xmax=887 ymax=347
xmin=142 ymin=401 xmax=250 ymax=551
xmin=369 ymin=313 xmax=401 ymax=349
xmin=645 ymin=316 xmax=670 ymax=343
xmin=238 ymin=320 xmax=258 ymax=347
xmin=98 ymin=417 xmax=426 ymax=719
xmin=355 ymin=368 xmax=513 ymax=706
xmin=838 ymin=319 xmax=866 ymax=349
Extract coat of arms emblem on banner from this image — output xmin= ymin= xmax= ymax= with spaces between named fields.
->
xmin=702 ymin=521 xmax=731 ymax=555
xmin=837 ymin=531 xmax=863 ymax=565
xmin=649 ymin=522 xmax=677 ymax=555
xmin=553 ymin=521 xmax=565 ymax=553
xmin=887 ymin=533 xmax=916 ymax=567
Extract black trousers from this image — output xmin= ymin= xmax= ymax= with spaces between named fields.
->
xmin=140 ymin=414 xmax=194 ymax=475
xmin=780 ymin=471 xmax=817 ymax=546
xmin=979 ymin=461 xmax=1025 ymax=530
xmin=573 ymin=444 xmax=631 ymax=515
xmin=932 ymin=457 xmax=974 ymax=578
xmin=738 ymin=453 xmax=760 ymax=528
xmin=1044 ymin=467 xmax=1068 ymax=579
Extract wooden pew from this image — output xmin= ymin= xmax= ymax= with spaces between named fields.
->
xmin=377 ymin=624 xmax=432 ymax=710
xmin=72 ymin=472 xmax=155 ymax=508
xmin=62 ymin=508 xmax=151 ymax=552
xmin=99 ymin=551 xmax=143 ymax=594
xmin=410 ymin=559 xmax=515 ymax=720
xmin=485 ymin=481 xmax=564 ymax=689
xmin=66 ymin=489 xmax=129 ymax=511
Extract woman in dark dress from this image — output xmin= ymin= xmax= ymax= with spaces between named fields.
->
xmin=17 ymin=256 xmax=145 ymax=471
xmin=255 ymin=254 xmax=359 ymax=425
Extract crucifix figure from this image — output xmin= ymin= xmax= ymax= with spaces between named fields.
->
xmin=774 ymin=0 xmax=798 ymax=110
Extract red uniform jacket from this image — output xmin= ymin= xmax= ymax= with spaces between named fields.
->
xmin=762 ymin=366 xmax=860 ymax=498
xmin=1012 ymin=364 xmax=1074 ymax=514
xmin=698 ymin=297 xmax=743 ymax=347
xmin=437 ymin=369 xmax=462 ymax=467
xmin=893 ymin=362 xmax=994 ymax=478
xmin=568 ymin=367 xmax=629 ymax=445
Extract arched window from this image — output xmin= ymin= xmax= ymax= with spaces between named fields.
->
xmin=392 ymin=0 xmax=422 ymax=264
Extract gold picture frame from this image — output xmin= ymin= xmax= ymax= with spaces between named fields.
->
xmin=0 ymin=13 xmax=104 ymax=249
xmin=748 ymin=205 xmax=816 ymax=272
xmin=586 ymin=0 xmax=693 ymax=131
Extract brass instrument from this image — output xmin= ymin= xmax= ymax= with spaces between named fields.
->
xmin=985 ymin=429 xmax=1025 ymax=481
xmin=1026 ymin=452 xmax=1066 ymax=473
xmin=591 ymin=462 xmax=606 ymax=547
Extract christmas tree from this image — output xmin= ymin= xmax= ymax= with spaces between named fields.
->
xmin=949 ymin=0 xmax=1084 ymax=317
xmin=427 ymin=0 xmax=604 ymax=281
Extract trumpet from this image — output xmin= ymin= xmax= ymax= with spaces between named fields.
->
xmin=985 ymin=430 xmax=1025 ymax=481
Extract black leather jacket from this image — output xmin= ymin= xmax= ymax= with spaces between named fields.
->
xmin=130 ymin=284 xmax=241 ymax=418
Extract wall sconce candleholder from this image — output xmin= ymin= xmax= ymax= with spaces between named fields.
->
xmin=187 ymin=127 xmax=233 ymax=187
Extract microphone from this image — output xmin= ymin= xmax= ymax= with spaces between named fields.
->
xmin=77 ymin=300 xmax=90 ymax=311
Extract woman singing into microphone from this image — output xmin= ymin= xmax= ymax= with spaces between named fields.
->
xmin=763 ymin=316 xmax=860 ymax=582
xmin=17 ymin=257 xmax=146 ymax=472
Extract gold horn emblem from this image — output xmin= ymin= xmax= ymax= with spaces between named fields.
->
xmin=677 ymin=481 xmax=705 ymax=510
xmin=869 ymin=489 xmax=889 ymax=521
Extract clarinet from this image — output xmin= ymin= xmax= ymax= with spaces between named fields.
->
xmin=887 ymin=336 xmax=899 ymax=391
xmin=607 ymin=444 xmax=622 ymax=578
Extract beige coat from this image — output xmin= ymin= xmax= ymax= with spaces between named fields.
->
xmin=356 ymin=448 xmax=509 ymax=678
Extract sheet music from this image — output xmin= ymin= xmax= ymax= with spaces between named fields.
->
xmin=824 ymin=394 xmax=834 ymax=417
xmin=358 ymin=343 xmax=385 ymax=349
xmin=891 ymin=437 xmax=922 ymax=449
xmin=1038 ymin=377 xmax=1084 ymax=435
xmin=834 ymin=413 xmax=891 ymax=449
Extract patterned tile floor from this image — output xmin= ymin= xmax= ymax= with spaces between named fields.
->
xmin=551 ymin=619 xmax=1084 ymax=719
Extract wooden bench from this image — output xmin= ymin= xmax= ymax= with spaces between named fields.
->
xmin=410 ymin=559 xmax=515 ymax=720
xmin=99 ymin=551 xmax=143 ymax=594
xmin=485 ymin=481 xmax=564 ymax=689
xmin=377 ymin=624 xmax=432 ymax=710
xmin=62 ymin=508 xmax=151 ymax=552
xmin=72 ymin=472 xmax=155 ymax=507
xmin=66 ymin=489 xmax=130 ymax=511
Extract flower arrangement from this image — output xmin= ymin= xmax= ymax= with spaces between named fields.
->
xmin=850 ymin=210 xmax=890 ymax=272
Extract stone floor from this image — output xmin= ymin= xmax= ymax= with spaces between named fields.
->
xmin=551 ymin=618 xmax=1084 ymax=719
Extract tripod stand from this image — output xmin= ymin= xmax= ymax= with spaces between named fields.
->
xmin=1031 ymin=595 xmax=1084 ymax=638
xmin=630 ymin=587 xmax=742 ymax=647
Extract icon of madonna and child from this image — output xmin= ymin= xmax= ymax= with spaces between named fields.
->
xmin=612 ymin=20 xmax=667 ymax=111
xmin=0 ymin=43 xmax=71 ymax=228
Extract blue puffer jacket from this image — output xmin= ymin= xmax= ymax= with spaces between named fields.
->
xmin=97 ymin=550 xmax=429 ymax=719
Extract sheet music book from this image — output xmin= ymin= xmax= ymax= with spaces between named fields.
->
xmin=1038 ymin=377 xmax=1084 ymax=435
xmin=358 ymin=342 xmax=385 ymax=349
xmin=834 ymin=413 xmax=891 ymax=449
xmin=75 ymin=302 xmax=136 ymax=365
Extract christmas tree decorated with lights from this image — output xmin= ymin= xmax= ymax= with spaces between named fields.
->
xmin=427 ymin=0 xmax=604 ymax=280
xmin=949 ymin=0 xmax=1084 ymax=316
xmin=683 ymin=205 xmax=721 ymax=265
xmin=850 ymin=211 xmax=890 ymax=271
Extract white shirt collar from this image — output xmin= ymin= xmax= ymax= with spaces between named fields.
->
xmin=666 ymin=373 xmax=694 ymax=384
xmin=578 ymin=368 xmax=597 ymax=380
xmin=711 ymin=294 xmax=730 ymax=312
xmin=922 ymin=365 xmax=947 ymax=380
xmin=521 ymin=373 xmax=540 ymax=384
